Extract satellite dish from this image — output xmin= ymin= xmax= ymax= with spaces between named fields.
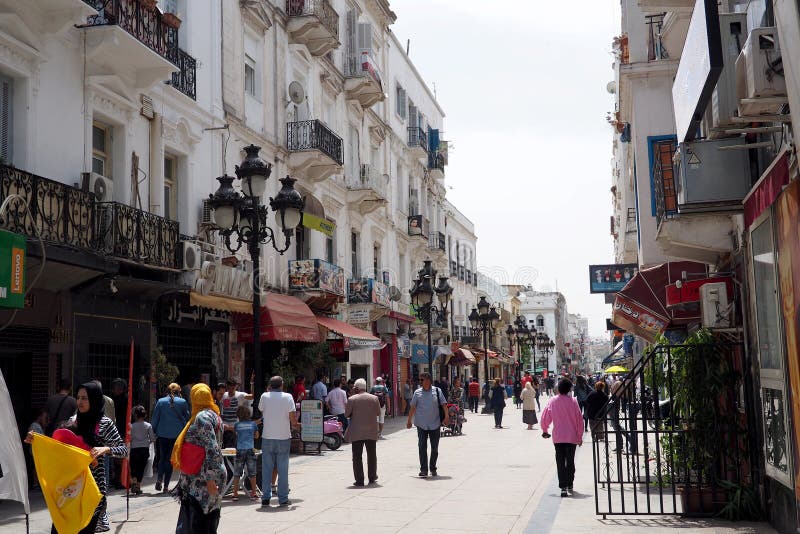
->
xmin=606 ymin=81 xmax=617 ymax=94
xmin=288 ymin=81 xmax=306 ymax=105
xmin=389 ymin=286 xmax=402 ymax=302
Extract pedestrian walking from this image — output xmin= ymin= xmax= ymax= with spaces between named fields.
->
xmin=45 ymin=379 xmax=76 ymax=436
xmin=489 ymin=378 xmax=507 ymax=428
xmin=406 ymin=373 xmax=449 ymax=477
xmin=513 ymin=379 xmax=523 ymax=409
xmin=448 ymin=377 xmax=465 ymax=413
xmin=533 ymin=376 xmax=541 ymax=411
xmin=172 ymin=384 xmax=225 ymax=534
xmin=258 ymin=376 xmax=300 ymax=507
xmin=521 ymin=382 xmax=538 ymax=429
xmin=345 ymin=378 xmax=380 ymax=486
xmin=369 ymin=377 xmax=390 ymax=437
xmin=467 ymin=377 xmax=480 ymax=413
xmin=231 ymin=405 xmax=259 ymax=502
xmin=540 ymin=379 xmax=584 ymax=497
xmin=403 ymin=379 xmax=412 ymax=416
xmin=151 ymin=383 xmax=190 ymax=493
xmin=129 ymin=405 xmax=155 ymax=496
xmin=584 ymin=381 xmax=609 ymax=441
xmin=574 ymin=375 xmax=593 ymax=432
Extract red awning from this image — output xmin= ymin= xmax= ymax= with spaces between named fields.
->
xmin=744 ymin=150 xmax=789 ymax=229
xmin=316 ymin=316 xmax=382 ymax=350
xmin=613 ymin=261 xmax=708 ymax=342
xmin=234 ymin=293 xmax=321 ymax=343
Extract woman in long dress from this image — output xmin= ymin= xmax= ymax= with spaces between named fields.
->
xmin=521 ymin=382 xmax=539 ymax=429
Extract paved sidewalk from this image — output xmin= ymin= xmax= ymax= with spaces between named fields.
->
xmin=0 ymin=402 xmax=778 ymax=533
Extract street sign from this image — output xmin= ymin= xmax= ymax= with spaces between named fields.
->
xmin=300 ymin=400 xmax=323 ymax=443
xmin=0 ymin=230 xmax=25 ymax=309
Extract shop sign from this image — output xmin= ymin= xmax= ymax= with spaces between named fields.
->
xmin=288 ymin=259 xmax=345 ymax=296
xmin=0 ymin=230 xmax=25 ymax=309
xmin=589 ymin=263 xmax=638 ymax=293
xmin=300 ymin=400 xmax=324 ymax=443
xmin=348 ymin=278 xmax=390 ymax=307
xmin=162 ymin=295 xmax=231 ymax=330
xmin=301 ymin=213 xmax=335 ymax=237
xmin=347 ymin=304 xmax=371 ymax=327
xmin=612 ymin=296 xmax=668 ymax=342
xmin=196 ymin=261 xmax=252 ymax=300
xmin=411 ymin=344 xmax=429 ymax=364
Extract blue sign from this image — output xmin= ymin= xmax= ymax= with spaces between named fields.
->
xmin=589 ymin=264 xmax=639 ymax=293
xmin=411 ymin=344 xmax=429 ymax=364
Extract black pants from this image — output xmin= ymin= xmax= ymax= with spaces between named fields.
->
xmin=176 ymin=493 xmax=220 ymax=534
xmin=52 ymin=515 xmax=98 ymax=534
xmin=351 ymin=439 xmax=377 ymax=484
xmin=416 ymin=428 xmax=440 ymax=473
xmin=130 ymin=447 xmax=149 ymax=481
xmin=468 ymin=396 xmax=479 ymax=413
xmin=554 ymin=443 xmax=577 ymax=489
xmin=493 ymin=407 xmax=504 ymax=427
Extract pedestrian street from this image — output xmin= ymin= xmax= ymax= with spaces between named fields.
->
xmin=0 ymin=404 xmax=774 ymax=534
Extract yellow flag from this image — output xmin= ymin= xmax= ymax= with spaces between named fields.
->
xmin=31 ymin=434 xmax=102 ymax=534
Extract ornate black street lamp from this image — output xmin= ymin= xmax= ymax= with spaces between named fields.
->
xmin=506 ymin=315 xmax=534 ymax=381
xmin=468 ymin=296 xmax=500 ymax=390
xmin=410 ymin=260 xmax=453 ymax=375
xmin=209 ymin=145 xmax=305 ymax=396
xmin=536 ymin=332 xmax=555 ymax=374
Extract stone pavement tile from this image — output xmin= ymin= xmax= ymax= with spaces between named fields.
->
xmin=280 ymin=522 xmax=401 ymax=533
xmin=403 ymin=511 xmax=518 ymax=533
xmin=437 ymin=497 xmax=528 ymax=516
xmin=337 ymin=495 xmax=435 ymax=512
xmin=304 ymin=507 xmax=413 ymax=526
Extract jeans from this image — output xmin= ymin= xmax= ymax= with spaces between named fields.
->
xmin=554 ymin=443 xmax=577 ymax=489
xmin=416 ymin=428 xmax=440 ymax=473
xmin=493 ymin=407 xmax=504 ymax=427
xmin=535 ymin=392 xmax=541 ymax=411
xmin=468 ymin=396 xmax=479 ymax=413
xmin=261 ymin=439 xmax=291 ymax=503
xmin=351 ymin=439 xmax=377 ymax=484
xmin=156 ymin=437 xmax=177 ymax=486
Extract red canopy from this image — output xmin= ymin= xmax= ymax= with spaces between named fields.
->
xmin=613 ymin=261 xmax=708 ymax=342
xmin=315 ymin=316 xmax=382 ymax=350
xmin=234 ymin=293 xmax=320 ymax=343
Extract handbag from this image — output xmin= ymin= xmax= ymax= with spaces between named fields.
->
xmin=180 ymin=441 xmax=205 ymax=475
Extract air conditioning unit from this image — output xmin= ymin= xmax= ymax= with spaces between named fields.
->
xmin=202 ymin=251 xmax=221 ymax=264
xmin=675 ymin=138 xmax=751 ymax=211
xmin=181 ymin=241 xmax=202 ymax=270
xmin=710 ymin=13 xmax=748 ymax=133
xmin=82 ymin=172 xmax=113 ymax=202
xmin=735 ymin=27 xmax=787 ymax=116
xmin=700 ymin=282 xmax=731 ymax=328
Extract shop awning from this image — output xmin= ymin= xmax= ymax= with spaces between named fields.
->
xmin=234 ymin=293 xmax=321 ymax=343
xmin=612 ymin=261 xmax=707 ymax=342
xmin=455 ymin=348 xmax=475 ymax=362
xmin=601 ymin=341 xmax=625 ymax=366
xmin=447 ymin=348 xmax=476 ymax=366
xmin=316 ymin=316 xmax=383 ymax=350
xmin=190 ymin=291 xmax=253 ymax=314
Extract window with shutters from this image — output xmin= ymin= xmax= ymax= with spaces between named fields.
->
xmin=395 ymin=84 xmax=406 ymax=119
xmin=92 ymin=121 xmax=112 ymax=178
xmin=373 ymin=244 xmax=380 ymax=277
xmin=351 ymin=231 xmax=360 ymax=277
xmin=295 ymin=226 xmax=310 ymax=260
xmin=163 ymin=155 xmax=177 ymax=221
xmin=0 ymin=76 xmax=12 ymax=164
xmin=325 ymin=224 xmax=335 ymax=264
xmin=408 ymin=99 xmax=417 ymax=128
xmin=244 ymin=55 xmax=256 ymax=97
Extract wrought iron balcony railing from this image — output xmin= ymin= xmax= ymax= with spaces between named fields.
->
xmin=285 ymin=0 xmax=339 ymax=40
xmin=450 ymin=260 xmax=458 ymax=277
xmin=84 ymin=0 xmax=179 ymax=64
xmin=0 ymin=166 xmax=95 ymax=250
xmin=287 ymin=120 xmax=344 ymax=165
xmin=428 ymin=152 xmax=445 ymax=173
xmin=408 ymin=127 xmax=428 ymax=153
xmin=653 ymin=139 xmax=678 ymax=226
xmin=96 ymin=202 xmax=179 ymax=268
xmin=167 ymin=47 xmax=197 ymax=100
xmin=428 ymin=231 xmax=446 ymax=252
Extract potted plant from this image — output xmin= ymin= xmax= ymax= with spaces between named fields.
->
xmin=141 ymin=0 xmax=158 ymax=11
xmin=162 ymin=11 xmax=181 ymax=29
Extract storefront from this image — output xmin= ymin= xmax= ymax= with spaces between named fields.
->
xmin=316 ymin=315 xmax=383 ymax=381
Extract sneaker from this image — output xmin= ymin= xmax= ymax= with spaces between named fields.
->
xmin=418 ymin=471 xmax=428 ymax=478
xmin=353 ymin=481 xmax=365 ymax=487
xmin=430 ymin=469 xmax=437 ymax=477
xmin=560 ymin=489 xmax=568 ymax=498
xmin=567 ymin=486 xmax=574 ymax=495
xmin=261 ymin=499 xmax=270 ymax=507
xmin=249 ymin=492 xmax=258 ymax=502
xmin=155 ymin=481 xmax=162 ymax=491
xmin=278 ymin=500 xmax=291 ymax=507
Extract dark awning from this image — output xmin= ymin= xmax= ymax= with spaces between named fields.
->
xmin=234 ymin=293 xmax=320 ymax=343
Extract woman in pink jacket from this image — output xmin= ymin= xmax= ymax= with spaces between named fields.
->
xmin=540 ymin=378 xmax=584 ymax=497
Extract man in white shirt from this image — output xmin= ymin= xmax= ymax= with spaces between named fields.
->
xmin=258 ymin=376 xmax=299 ymax=507
xmin=326 ymin=378 xmax=349 ymax=432
xmin=221 ymin=377 xmax=254 ymax=447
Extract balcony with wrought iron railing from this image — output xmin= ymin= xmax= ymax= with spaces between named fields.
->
xmin=428 ymin=152 xmax=445 ymax=180
xmin=285 ymin=0 xmax=340 ymax=56
xmin=653 ymin=139 xmax=678 ymax=227
xmin=166 ymin=47 xmax=197 ymax=100
xmin=96 ymin=201 xmax=179 ymax=268
xmin=427 ymin=231 xmax=446 ymax=253
xmin=287 ymin=119 xmax=344 ymax=183
xmin=82 ymin=0 xmax=181 ymax=87
xmin=345 ymin=164 xmax=388 ymax=215
xmin=408 ymin=127 xmax=428 ymax=159
xmin=345 ymin=51 xmax=384 ymax=108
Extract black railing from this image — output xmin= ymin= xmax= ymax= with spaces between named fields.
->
xmin=428 ymin=152 xmax=445 ymax=173
xmin=450 ymin=260 xmax=458 ymax=277
xmin=97 ymin=202 xmax=179 ymax=268
xmin=408 ymin=127 xmax=428 ymax=153
xmin=286 ymin=0 xmax=339 ymax=40
xmin=653 ymin=140 xmax=678 ymax=226
xmin=287 ymin=120 xmax=343 ymax=165
xmin=85 ymin=0 xmax=179 ymax=64
xmin=167 ymin=47 xmax=197 ymax=100
xmin=592 ymin=342 xmax=753 ymax=518
xmin=0 ymin=166 xmax=95 ymax=250
xmin=646 ymin=14 xmax=668 ymax=61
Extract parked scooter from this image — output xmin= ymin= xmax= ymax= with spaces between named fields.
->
xmin=322 ymin=415 xmax=344 ymax=450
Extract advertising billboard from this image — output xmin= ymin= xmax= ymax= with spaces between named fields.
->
xmin=288 ymin=259 xmax=345 ymax=296
xmin=0 ymin=230 xmax=25 ymax=309
xmin=589 ymin=263 xmax=638 ymax=293
xmin=347 ymin=278 xmax=390 ymax=307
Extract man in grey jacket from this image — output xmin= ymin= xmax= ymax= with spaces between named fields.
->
xmin=345 ymin=379 xmax=381 ymax=486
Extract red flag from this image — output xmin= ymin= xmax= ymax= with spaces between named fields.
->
xmin=119 ymin=338 xmax=134 ymax=489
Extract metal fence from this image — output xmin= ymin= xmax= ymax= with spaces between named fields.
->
xmin=287 ymin=120 xmax=344 ymax=165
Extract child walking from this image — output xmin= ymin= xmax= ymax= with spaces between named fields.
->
xmin=233 ymin=404 xmax=260 ymax=501
xmin=130 ymin=405 xmax=155 ymax=495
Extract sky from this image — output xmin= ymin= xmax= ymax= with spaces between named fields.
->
xmin=391 ymin=0 xmax=622 ymax=337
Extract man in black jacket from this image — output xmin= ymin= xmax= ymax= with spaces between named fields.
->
xmin=584 ymin=381 xmax=609 ymax=441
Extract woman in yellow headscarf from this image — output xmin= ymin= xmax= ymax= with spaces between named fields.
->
xmin=172 ymin=384 xmax=225 ymax=534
